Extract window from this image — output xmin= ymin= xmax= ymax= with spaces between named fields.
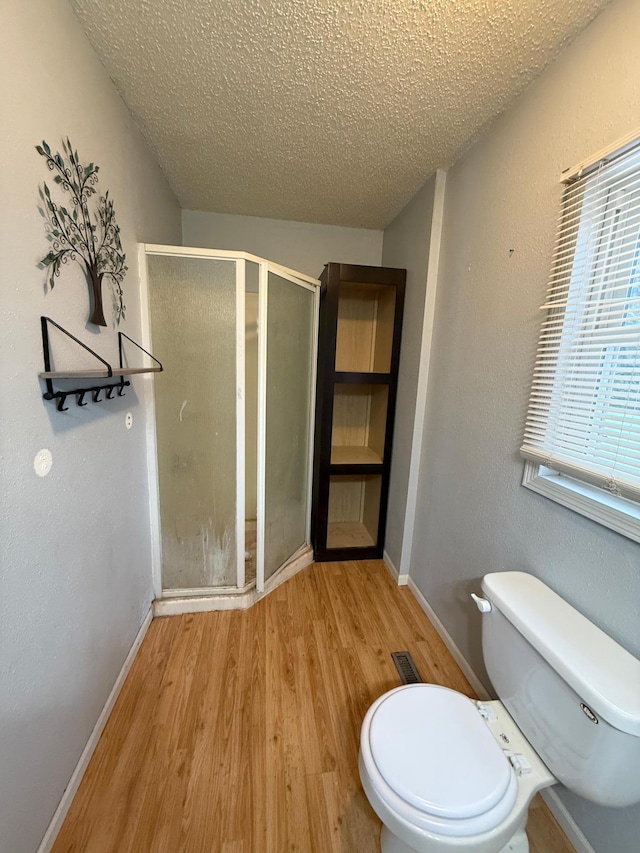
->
xmin=521 ymin=133 xmax=640 ymax=542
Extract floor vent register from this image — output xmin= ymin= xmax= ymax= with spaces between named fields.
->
xmin=391 ymin=651 xmax=423 ymax=685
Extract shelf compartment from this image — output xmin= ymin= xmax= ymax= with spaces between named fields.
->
xmin=335 ymin=282 xmax=396 ymax=373
xmin=331 ymin=383 xmax=388 ymax=466
xmin=331 ymin=446 xmax=382 ymax=465
xmin=327 ymin=474 xmax=382 ymax=550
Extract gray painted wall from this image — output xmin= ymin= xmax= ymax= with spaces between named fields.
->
xmin=408 ymin=0 xmax=640 ymax=850
xmin=0 ymin=3 xmax=181 ymax=851
xmin=182 ymin=209 xmax=383 ymax=279
xmin=381 ymin=177 xmax=436 ymax=570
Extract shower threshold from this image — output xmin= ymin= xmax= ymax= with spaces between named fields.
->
xmin=153 ymin=542 xmax=313 ymax=617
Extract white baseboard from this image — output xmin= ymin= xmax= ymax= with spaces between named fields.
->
xmin=153 ymin=546 xmax=314 ymax=617
xmin=37 ymin=607 xmax=153 ymax=853
xmin=406 ymin=577 xmax=490 ymax=700
xmin=406 ymin=578 xmax=594 ymax=853
xmin=383 ymin=551 xmax=409 ymax=586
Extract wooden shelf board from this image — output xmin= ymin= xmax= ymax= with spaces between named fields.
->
xmin=326 ymin=521 xmax=375 ymax=550
xmin=330 ymin=446 xmax=383 ymax=466
xmin=39 ymin=366 xmax=162 ymax=379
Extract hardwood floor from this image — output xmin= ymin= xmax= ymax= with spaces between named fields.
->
xmin=53 ymin=561 xmax=575 ymax=852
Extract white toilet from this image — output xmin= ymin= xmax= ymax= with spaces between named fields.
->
xmin=359 ymin=571 xmax=640 ymax=853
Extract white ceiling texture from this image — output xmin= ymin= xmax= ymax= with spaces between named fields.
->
xmin=69 ymin=0 xmax=610 ymax=228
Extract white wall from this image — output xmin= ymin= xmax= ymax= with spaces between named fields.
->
xmin=182 ymin=209 xmax=383 ymax=279
xmin=408 ymin=0 xmax=640 ymax=850
xmin=0 ymin=3 xmax=181 ymax=852
xmin=381 ymin=176 xmax=436 ymax=570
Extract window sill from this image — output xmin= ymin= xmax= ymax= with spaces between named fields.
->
xmin=522 ymin=461 xmax=640 ymax=544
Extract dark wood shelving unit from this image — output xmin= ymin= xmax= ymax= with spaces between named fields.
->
xmin=311 ymin=263 xmax=405 ymax=561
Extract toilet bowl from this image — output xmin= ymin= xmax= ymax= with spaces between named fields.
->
xmin=358 ymin=572 xmax=640 ymax=853
xmin=359 ymin=684 xmax=554 ymax=853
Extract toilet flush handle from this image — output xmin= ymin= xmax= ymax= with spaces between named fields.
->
xmin=471 ymin=593 xmax=492 ymax=613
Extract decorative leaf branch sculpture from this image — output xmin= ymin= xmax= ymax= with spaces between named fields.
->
xmin=36 ymin=138 xmax=127 ymax=326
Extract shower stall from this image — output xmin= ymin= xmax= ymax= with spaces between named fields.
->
xmin=140 ymin=245 xmax=319 ymax=606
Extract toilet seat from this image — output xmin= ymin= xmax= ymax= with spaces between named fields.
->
xmin=361 ymin=685 xmax=519 ymax=837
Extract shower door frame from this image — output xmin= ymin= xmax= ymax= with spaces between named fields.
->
xmin=256 ymin=263 xmax=320 ymax=593
xmin=139 ymin=244 xmax=320 ymax=600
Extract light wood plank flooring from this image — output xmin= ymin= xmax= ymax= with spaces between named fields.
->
xmin=53 ymin=561 xmax=574 ymax=852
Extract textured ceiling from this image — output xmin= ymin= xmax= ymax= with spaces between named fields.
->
xmin=69 ymin=0 xmax=610 ymax=228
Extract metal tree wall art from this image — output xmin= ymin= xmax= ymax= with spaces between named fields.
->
xmin=36 ymin=138 xmax=127 ymax=326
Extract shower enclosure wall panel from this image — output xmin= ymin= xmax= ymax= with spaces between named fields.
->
xmin=259 ymin=268 xmax=318 ymax=585
xmin=145 ymin=253 xmax=243 ymax=592
xmin=142 ymin=246 xmax=319 ymax=601
xmin=245 ymin=281 xmax=259 ymax=584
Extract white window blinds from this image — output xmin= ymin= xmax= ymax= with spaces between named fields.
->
xmin=521 ymin=137 xmax=640 ymax=503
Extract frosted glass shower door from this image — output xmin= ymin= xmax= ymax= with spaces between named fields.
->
xmin=259 ymin=268 xmax=318 ymax=587
xmin=147 ymin=253 xmax=241 ymax=591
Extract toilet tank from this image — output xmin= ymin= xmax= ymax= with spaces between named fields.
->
xmin=479 ymin=572 xmax=640 ymax=808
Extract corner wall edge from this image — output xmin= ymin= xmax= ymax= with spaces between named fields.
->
xmin=383 ymin=550 xmax=409 ymax=585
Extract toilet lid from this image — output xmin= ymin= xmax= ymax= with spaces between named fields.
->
xmin=368 ymin=685 xmax=513 ymax=820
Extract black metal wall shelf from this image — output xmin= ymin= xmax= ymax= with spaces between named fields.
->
xmin=40 ymin=366 xmax=162 ymax=379
xmin=39 ymin=316 xmax=163 ymax=411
